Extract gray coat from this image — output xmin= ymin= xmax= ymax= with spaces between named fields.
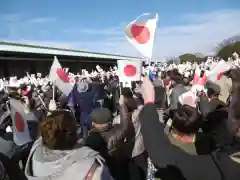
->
xmin=25 ymin=138 xmax=113 ymax=180
xmin=169 ymin=84 xmax=187 ymax=110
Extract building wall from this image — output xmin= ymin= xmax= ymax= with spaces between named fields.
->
xmin=0 ymin=59 xmax=116 ymax=78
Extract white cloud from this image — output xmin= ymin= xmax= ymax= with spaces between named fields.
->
xmin=54 ymin=9 xmax=240 ymax=59
xmin=1 ymin=9 xmax=240 ymax=60
xmin=26 ymin=17 xmax=56 ymax=24
xmin=153 ymin=9 xmax=240 ymax=58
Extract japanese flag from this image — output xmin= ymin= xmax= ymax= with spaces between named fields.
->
xmin=9 ymin=98 xmax=37 ymax=146
xmin=117 ymin=60 xmax=142 ymax=83
xmin=49 ymin=56 xmax=74 ymax=96
xmin=179 ymin=91 xmax=197 ymax=108
xmin=125 ymin=13 xmax=158 ymax=59
xmin=207 ymin=60 xmax=233 ymax=81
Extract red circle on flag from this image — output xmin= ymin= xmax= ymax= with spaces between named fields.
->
xmin=124 ymin=65 xmax=137 ymax=77
xmin=217 ymin=72 xmax=224 ymax=80
xmin=131 ymin=24 xmax=150 ymax=44
xmin=15 ymin=112 xmax=25 ymax=132
xmin=56 ymin=68 xmax=70 ymax=83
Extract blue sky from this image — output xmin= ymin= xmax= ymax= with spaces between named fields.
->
xmin=0 ymin=0 xmax=240 ymax=59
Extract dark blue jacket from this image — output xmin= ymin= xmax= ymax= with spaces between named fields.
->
xmin=68 ymin=84 xmax=96 ymax=127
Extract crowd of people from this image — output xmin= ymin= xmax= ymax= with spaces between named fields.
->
xmin=0 ymin=53 xmax=239 ymax=180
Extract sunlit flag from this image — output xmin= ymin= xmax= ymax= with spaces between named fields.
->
xmin=9 ymin=98 xmax=37 ymax=146
xmin=117 ymin=60 xmax=142 ymax=83
xmin=207 ymin=60 xmax=233 ymax=81
xmin=49 ymin=56 xmax=74 ymax=96
xmin=125 ymin=13 xmax=158 ymax=60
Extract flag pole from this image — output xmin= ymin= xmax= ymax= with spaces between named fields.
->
xmin=52 ymin=82 xmax=55 ymax=100
xmin=149 ymin=13 xmax=159 ymax=65
xmin=146 ymin=14 xmax=158 ymax=73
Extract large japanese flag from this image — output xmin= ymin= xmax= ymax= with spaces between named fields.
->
xmin=125 ymin=13 xmax=158 ymax=60
xmin=207 ymin=60 xmax=233 ymax=81
xmin=49 ymin=56 xmax=74 ymax=96
xmin=117 ymin=60 xmax=142 ymax=83
xmin=9 ymin=98 xmax=37 ymax=146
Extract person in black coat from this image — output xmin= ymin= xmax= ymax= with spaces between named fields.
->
xmin=0 ymin=152 xmax=26 ymax=180
xmin=138 ymin=77 xmax=224 ymax=180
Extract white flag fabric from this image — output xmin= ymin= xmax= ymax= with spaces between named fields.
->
xmin=9 ymin=98 xmax=37 ymax=146
xmin=179 ymin=91 xmax=197 ymax=108
xmin=117 ymin=60 xmax=142 ymax=83
xmin=49 ymin=56 xmax=62 ymax=81
xmin=125 ymin=13 xmax=158 ymax=59
xmin=0 ymin=79 xmax=4 ymax=91
xmin=49 ymin=56 xmax=74 ymax=96
xmin=207 ymin=60 xmax=233 ymax=81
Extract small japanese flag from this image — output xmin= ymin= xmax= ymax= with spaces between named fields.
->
xmin=125 ymin=13 xmax=158 ymax=59
xmin=179 ymin=91 xmax=197 ymax=108
xmin=49 ymin=56 xmax=74 ymax=96
xmin=117 ymin=60 xmax=142 ymax=83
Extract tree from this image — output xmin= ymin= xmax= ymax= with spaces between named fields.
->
xmin=216 ymin=41 xmax=240 ymax=60
xmin=166 ymin=57 xmax=179 ymax=65
xmin=178 ymin=53 xmax=204 ymax=64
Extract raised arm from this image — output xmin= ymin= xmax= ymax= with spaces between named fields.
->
xmin=139 ymin=77 xmax=175 ymax=167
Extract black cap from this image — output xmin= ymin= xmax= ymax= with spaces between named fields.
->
xmin=91 ymin=108 xmax=112 ymax=124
